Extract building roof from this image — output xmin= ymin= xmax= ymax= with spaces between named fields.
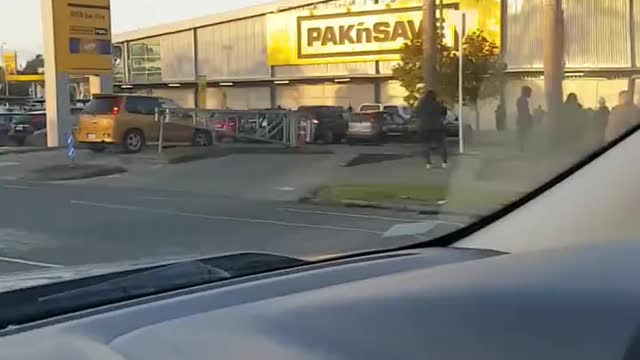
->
xmin=112 ymin=0 xmax=333 ymax=43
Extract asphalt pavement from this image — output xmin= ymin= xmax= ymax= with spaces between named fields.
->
xmin=0 ymin=176 xmax=468 ymax=275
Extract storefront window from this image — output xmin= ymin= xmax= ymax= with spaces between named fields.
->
xmin=128 ymin=41 xmax=162 ymax=82
xmin=113 ymin=44 xmax=125 ymax=83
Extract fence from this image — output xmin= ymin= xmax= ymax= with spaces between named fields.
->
xmin=153 ymin=108 xmax=315 ymax=153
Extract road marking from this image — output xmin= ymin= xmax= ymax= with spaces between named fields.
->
xmin=0 ymin=162 xmax=19 ymax=167
xmin=276 ymin=186 xmax=296 ymax=192
xmin=71 ymin=200 xmax=383 ymax=234
xmin=4 ymin=185 xmax=32 ymax=190
xmin=0 ymin=176 xmax=17 ymax=181
xmin=0 ymin=256 xmax=62 ymax=268
xmin=142 ymin=196 xmax=175 ymax=201
xmin=279 ymin=207 xmax=465 ymax=227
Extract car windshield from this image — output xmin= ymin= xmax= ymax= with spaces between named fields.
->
xmin=0 ymin=0 xmax=638 ymax=299
xmin=383 ymin=106 xmax=399 ymax=113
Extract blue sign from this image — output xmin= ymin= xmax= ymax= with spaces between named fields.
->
xmin=65 ymin=133 xmax=76 ymax=162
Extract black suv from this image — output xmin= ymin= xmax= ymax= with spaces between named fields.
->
xmin=297 ymin=105 xmax=348 ymax=144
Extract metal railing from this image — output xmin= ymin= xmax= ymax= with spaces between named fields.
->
xmin=154 ymin=108 xmax=315 ymax=152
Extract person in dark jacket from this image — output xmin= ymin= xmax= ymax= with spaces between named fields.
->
xmin=416 ymin=90 xmax=447 ymax=169
xmin=516 ymin=86 xmax=533 ymax=152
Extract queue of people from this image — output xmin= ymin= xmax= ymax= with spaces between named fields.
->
xmin=515 ymin=87 xmax=640 ymax=152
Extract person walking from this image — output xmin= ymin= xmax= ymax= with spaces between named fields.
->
xmin=516 ymin=86 xmax=533 ymax=152
xmin=416 ymin=90 xmax=447 ymax=169
xmin=605 ymin=90 xmax=640 ymax=143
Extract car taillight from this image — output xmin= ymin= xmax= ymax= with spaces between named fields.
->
xmin=111 ymin=97 xmax=123 ymax=115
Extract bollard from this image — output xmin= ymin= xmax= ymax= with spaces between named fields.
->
xmin=158 ymin=108 xmax=168 ymax=154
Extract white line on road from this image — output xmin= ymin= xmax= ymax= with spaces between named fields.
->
xmin=3 ymin=185 xmax=33 ymax=190
xmin=71 ymin=200 xmax=383 ymax=235
xmin=279 ymin=207 xmax=466 ymax=227
xmin=0 ymin=162 xmax=19 ymax=167
xmin=0 ymin=256 xmax=63 ymax=268
xmin=142 ymin=196 xmax=175 ymax=201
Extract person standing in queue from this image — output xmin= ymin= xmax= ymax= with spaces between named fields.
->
xmin=593 ymin=97 xmax=610 ymax=146
xmin=516 ymin=86 xmax=533 ymax=152
xmin=605 ymin=90 xmax=640 ymax=143
xmin=416 ymin=90 xmax=448 ymax=169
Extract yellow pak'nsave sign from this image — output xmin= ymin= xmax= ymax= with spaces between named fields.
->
xmin=299 ymin=7 xmax=423 ymax=59
xmin=266 ymin=1 xmax=501 ymax=66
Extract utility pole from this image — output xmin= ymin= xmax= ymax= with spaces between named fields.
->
xmin=423 ymin=0 xmax=437 ymax=91
xmin=543 ymin=0 xmax=564 ymax=136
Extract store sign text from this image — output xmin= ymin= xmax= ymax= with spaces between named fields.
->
xmin=298 ymin=8 xmax=423 ymax=58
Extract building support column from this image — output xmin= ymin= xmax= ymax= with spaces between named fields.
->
xmin=269 ymin=66 xmax=277 ymax=109
xmin=423 ymin=0 xmax=437 ymax=90
xmin=88 ymin=75 xmax=113 ymax=97
xmin=543 ymin=0 xmax=565 ymax=136
xmin=373 ymin=61 xmax=382 ymax=104
xmin=628 ymin=0 xmax=636 ymax=98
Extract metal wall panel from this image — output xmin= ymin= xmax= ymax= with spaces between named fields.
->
xmin=504 ymin=0 xmax=545 ymax=69
xmin=206 ymin=87 xmax=270 ymax=110
xmin=151 ymin=88 xmax=196 ymax=108
xmin=159 ymin=31 xmax=196 ymax=81
xmin=273 ymin=62 xmax=376 ymax=77
xmin=379 ymin=61 xmax=402 ymax=75
xmin=197 ymin=16 xmax=270 ymax=79
xmin=564 ymin=0 xmax=629 ymax=68
xmin=506 ymin=0 xmax=630 ymax=69
xmin=128 ymin=31 xmax=195 ymax=82
xmin=275 ymin=83 xmax=375 ymax=109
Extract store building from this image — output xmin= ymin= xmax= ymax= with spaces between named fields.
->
xmin=112 ymin=0 xmax=640 ymax=129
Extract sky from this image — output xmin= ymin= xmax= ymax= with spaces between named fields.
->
xmin=0 ymin=0 xmax=275 ymax=66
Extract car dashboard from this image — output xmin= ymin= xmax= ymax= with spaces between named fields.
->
xmin=0 ymin=242 xmax=639 ymax=360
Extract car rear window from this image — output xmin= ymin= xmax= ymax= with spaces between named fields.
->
xmin=360 ymin=105 xmax=380 ymax=112
xmin=83 ymin=97 xmax=120 ymax=115
xmin=383 ymin=105 xmax=399 ymax=113
xmin=349 ymin=113 xmax=374 ymax=123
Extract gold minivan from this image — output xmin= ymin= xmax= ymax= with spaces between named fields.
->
xmin=75 ymin=94 xmax=212 ymax=153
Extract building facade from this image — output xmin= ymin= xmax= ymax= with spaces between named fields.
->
xmin=112 ymin=0 xmax=640 ymax=129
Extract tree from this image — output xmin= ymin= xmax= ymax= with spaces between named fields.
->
xmin=391 ymin=33 xmax=457 ymax=107
xmin=393 ymin=30 xmax=505 ymax=127
xmin=22 ymin=54 xmax=44 ymax=75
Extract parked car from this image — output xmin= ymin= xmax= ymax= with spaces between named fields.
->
xmin=8 ymin=111 xmax=46 ymax=146
xmin=346 ymin=111 xmax=409 ymax=144
xmin=9 ymin=108 xmax=85 ymax=147
xmin=443 ymin=110 xmax=474 ymax=140
xmin=358 ymin=103 xmax=413 ymax=120
xmin=0 ymin=113 xmax=15 ymax=146
xmin=75 ymin=94 xmax=212 ymax=153
xmin=297 ymin=105 xmax=348 ymax=144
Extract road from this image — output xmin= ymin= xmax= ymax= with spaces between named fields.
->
xmin=0 ymin=176 xmax=467 ymax=275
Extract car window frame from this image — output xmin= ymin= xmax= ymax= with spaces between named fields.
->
xmin=125 ymin=96 xmax=160 ymax=116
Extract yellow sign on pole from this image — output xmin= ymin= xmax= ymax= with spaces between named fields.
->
xmin=197 ymin=75 xmax=207 ymax=109
xmin=3 ymin=53 xmax=17 ymax=75
xmin=50 ymin=0 xmax=112 ymax=74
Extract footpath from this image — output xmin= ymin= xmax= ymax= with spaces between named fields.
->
xmin=309 ymin=130 xmax=591 ymax=217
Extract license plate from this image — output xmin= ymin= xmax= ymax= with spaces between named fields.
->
xmin=16 ymin=125 xmax=26 ymax=130
xmin=87 ymin=133 xmax=96 ymax=140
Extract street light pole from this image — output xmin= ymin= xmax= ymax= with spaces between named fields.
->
xmin=423 ymin=0 xmax=437 ymax=91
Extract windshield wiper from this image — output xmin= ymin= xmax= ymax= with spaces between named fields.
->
xmin=0 ymin=252 xmax=307 ymax=330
